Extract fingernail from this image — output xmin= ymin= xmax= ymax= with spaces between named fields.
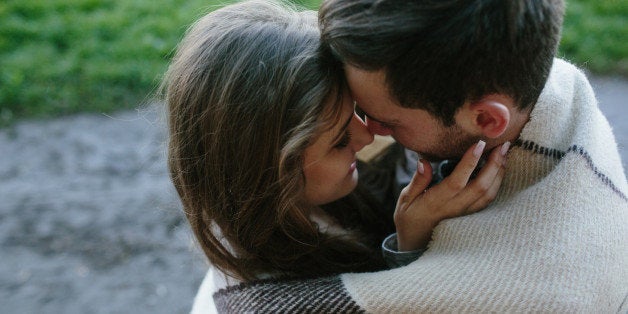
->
xmin=417 ymin=159 xmax=425 ymax=175
xmin=473 ymin=140 xmax=486 ymax=157
xmin=500 ymin=141 xmax=511 ymax=156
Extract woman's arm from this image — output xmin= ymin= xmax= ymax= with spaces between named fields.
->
xmin=210 ymin=141 xmax=510 ymax=312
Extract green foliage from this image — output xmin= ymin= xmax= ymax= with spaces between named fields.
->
xmin=0 ymin=0 xmax=236 ymax=125
xmin=0 ymin=0 xmax=626 ymax=125
xmin=559 ymin=0 xmax=628 ymax=76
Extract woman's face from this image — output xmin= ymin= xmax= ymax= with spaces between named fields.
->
xmin=302 ymin=92 xmax=374 ymax=206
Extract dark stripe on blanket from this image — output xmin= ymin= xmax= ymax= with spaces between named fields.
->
xmin=514 ymin=140 xmax=627 ymax=201
xmin=213 ymin=275 xmax=365 ymax=313
xmin=514 ymin=139 xmax=565 ymax=160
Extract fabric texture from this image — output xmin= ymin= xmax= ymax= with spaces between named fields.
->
xmin=199 ymin=59 xmax=628 ymax=313
xmin=340 ymin=59 xmax=628 ymax=313
xmin=213 ymin=276 xmax=364 ymax=313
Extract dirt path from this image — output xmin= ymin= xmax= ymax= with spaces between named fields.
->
xmin=0 ymin=75 xmax=626 ymax=313
xmin=0 ymin=106 xmax=206 ymax=313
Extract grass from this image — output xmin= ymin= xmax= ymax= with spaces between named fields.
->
xmin=0 ymin=0 xmax=626 ymax=126
xmin=559 ymin=0 xmax=628 ymax=76
xmin=0 ymin=0 xmax=216 ymax=125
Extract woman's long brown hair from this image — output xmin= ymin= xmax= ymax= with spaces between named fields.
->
xmin=163 ymin=0 xmax=392 ymax=281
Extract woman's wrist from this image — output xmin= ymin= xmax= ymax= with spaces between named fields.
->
xmin=395 ymin=218 xmax=439 ymax=251
xmin=396 ymin=229 xmax=432 ymax=251
xmin=381 ymin=233 xmax=425 ymax=268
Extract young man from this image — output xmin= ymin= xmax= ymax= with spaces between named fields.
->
xmin=315 ymin=0 xmax=628 ymax=311
xmin=320 ymin=0 xmax=559 ymax=161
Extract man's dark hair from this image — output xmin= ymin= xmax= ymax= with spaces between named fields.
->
xmin=320 ymin=0 xmax=565 ymax=125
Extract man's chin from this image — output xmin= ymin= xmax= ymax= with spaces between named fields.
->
xmin=419 ymin=152 xmax=460 ymax=162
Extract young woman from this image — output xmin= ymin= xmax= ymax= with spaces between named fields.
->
xmin=162 ymin=1 xmax=508 ymax=312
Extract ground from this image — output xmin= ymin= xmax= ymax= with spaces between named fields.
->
xmin=0 ymin=107 xmax=206 ymax=313
xmin=0 ymin=75 xmax=626 ymax=313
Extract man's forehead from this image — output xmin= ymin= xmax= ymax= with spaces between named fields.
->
xmin=345 ymin=67 xmax=398 ymax=102
xmin=344 ymin=65 xmax=408 ymax=122
xmin=344 ymin=66 xmax=389 ymax=91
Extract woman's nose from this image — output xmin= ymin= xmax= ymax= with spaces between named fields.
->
xmin=350 ymin=113 xmax=374 ymax=151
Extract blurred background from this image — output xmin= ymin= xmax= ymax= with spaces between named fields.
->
xmin=0 ymin=0 xmax=626 ymax=313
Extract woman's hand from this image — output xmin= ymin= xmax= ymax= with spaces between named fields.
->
xmin=394 ymin=140 xmax=510 ymax=251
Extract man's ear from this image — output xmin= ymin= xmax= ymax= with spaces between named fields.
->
xmin=457 ymin=100 xmax=510 ymax=139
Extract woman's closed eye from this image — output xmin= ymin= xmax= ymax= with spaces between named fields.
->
xmin=334 ymin=130 xmax=352 ymax=149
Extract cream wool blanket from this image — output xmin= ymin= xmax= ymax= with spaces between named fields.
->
xmin=341 ymin=59 xmax=628 ymax=312
xmin=206 ymin=59 xmax=628 ymax=313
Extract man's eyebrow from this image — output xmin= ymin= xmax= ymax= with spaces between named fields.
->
xmin=358 ymin=107 xmax=398 ymax=125
xmin=332 ymin=115 xmax=353 ymax=143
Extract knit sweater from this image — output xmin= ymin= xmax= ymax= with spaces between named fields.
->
xmin=199 ymin=59 xmax=628 ymax=313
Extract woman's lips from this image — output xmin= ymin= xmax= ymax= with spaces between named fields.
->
xmin=349 ymin=161 xmax=357 ymax=174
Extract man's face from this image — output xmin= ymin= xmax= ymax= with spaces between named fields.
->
xmin=345 ymin=65 xmax=478 ymax=161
